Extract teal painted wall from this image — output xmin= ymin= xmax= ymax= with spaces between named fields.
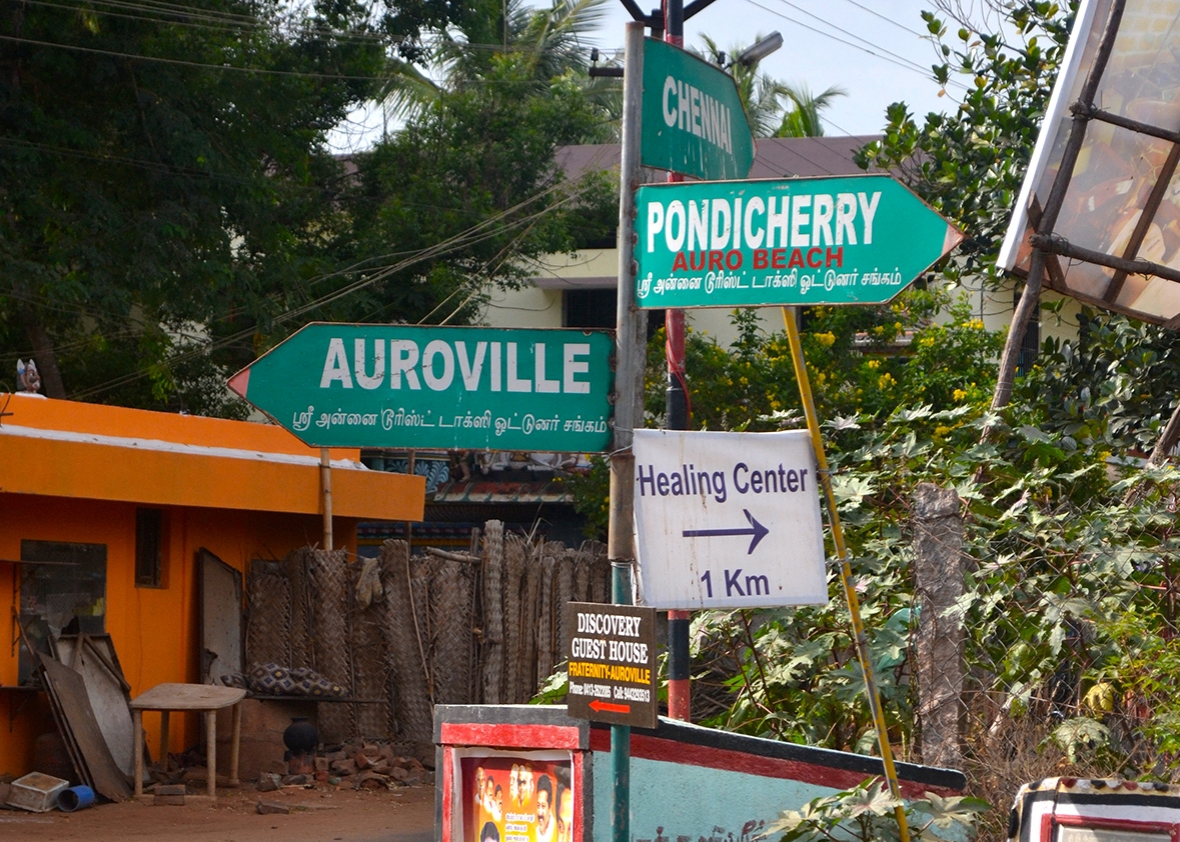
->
xmin=591 ymin=751 xmax=836 ymax=842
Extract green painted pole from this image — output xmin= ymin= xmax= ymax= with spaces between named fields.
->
xmin=611 ymin=562 xmax=632 ymax=842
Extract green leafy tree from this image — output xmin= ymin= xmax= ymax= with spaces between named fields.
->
xmin=0 ymin=0 xmax=461 ymax=409
xmin=379 ymin=0 xmax=619 ymax=137
xmin=857 ymin=3 xmax=1073 ymax=286
xmin=329 ymin=54 xmax=614 ymax=327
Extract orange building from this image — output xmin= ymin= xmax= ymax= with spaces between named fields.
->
xmin=0 ymin=392 xmax=425 ymax=777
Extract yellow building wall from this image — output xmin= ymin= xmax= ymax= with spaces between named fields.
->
xmin=0 ymin=493 xmax=362 ymax=777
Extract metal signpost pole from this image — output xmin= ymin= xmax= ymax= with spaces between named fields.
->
xmin=781 ymin=306 xmax=910 ymax=842
xmin=662 ymin=0 xmax=693 ymax=726
xmin=608 ymin=20 xmax=648 ymax=842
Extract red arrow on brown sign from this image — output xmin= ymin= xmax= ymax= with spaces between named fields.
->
xmin=589 ymin=699 xmax=631 ymax=714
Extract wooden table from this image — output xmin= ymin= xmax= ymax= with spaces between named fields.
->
xmin=131 ymin=683 xmax=247 ymax=799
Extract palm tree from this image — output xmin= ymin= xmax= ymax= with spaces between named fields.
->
xmin=697 ymin=34 xmax=785 ymax=138
xmin=696 ymin=35 xmax=846 ymax=138
xmin=378 ymin=0 xmax=611 ymax=120
xmin=776 ymin=82 xmax=847 ymax=138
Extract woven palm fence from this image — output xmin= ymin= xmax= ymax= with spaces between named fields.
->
xmin=243 ymin=524 xmax=609 ymax=748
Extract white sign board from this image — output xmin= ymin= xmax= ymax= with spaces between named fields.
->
xmin=632 ymin=429 xmax=828 ymax=609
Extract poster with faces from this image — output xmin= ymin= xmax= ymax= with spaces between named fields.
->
xmin=462 ymin=755 xmax=574 ymax=842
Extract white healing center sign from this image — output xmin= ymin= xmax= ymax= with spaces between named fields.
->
xmin=632 ymin=429 xmax=828 ymax=610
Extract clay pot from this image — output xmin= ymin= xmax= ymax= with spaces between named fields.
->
xmin=283 ymin=717 xmax=318 ymax=755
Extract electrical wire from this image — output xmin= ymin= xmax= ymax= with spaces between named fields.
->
xmin=17 ymin=0 xmax=400 ymax=47
xmin=833 ymin=0 xmax=927 ymax=38
xmin=772 ymin=0 xmax=936 ymax=77
xmin=67 ymin=177 xmax=599 ymax=399
xmin=0 ymin=33 xmax=383 ymax=80
xmin=740 ymin=0 xmax=970 ymax=93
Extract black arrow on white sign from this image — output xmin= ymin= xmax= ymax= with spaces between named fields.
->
xmin=682 ymin=509 xmax=769 ymax=555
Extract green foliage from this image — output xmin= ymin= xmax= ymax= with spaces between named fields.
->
xmin=334 ymin=53 xmax=610 ymax=326
xmin=0 ymin=0 xmax=406 ymax=408
xmin=566 ymin=454 xmax=610 ymax=540
xmin=530 ymin=661 xmax=570 ymax=705
xmin=1 ymin=0 xmax=611 ymax=412
xmin=1050 ymin=717 xmax=1111 ymax=764
xmin=775 ymin=83 xmax=847 ymax=139
xmin=764 ymin=779 xmax=985 ymax=842
xmin=694 ymin=35 xmax=844 ymax=138
xmin=636 ymin=288 xmax=1001 ymax=436
xmin=857 ymin=3 xmax=1074 ymax=283
xmin=1016 ymin=304 xmax=1180 ymax=453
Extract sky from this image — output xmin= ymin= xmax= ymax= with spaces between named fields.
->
xmin=593 ymin=0 xmax=963 ymax=137
xmin=327 ymin=0 xmax=968 ymax=152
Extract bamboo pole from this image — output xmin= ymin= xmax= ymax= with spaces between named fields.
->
xmin=320 ymin=447 xmax=333 ymax=551
xmin=782 ymin=307 xmax=910 ymax=841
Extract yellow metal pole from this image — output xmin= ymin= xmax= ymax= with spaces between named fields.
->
xmin=782 ymin=306 xmax=910 ymax=841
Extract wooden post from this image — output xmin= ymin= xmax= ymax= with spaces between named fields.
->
xmin=783 ymin=306 xmax=910 ymax=842
xmin=912 ymin=483 xmax=965 ymax=769
xmin=320 ymin=447 xmax=333 ymax=551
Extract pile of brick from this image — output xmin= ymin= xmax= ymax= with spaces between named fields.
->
xmin=257 ymin=742 xmax=432 ymax=792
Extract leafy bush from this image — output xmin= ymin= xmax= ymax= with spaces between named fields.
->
xmin=764 ymin=778 xmax=985 ymax=842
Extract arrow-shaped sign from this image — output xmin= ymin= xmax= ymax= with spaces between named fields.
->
xmin=682 ymin=509 xmax=769 ymax=555
xmin=226 ymin=323 xmax=615 ymax=452
xmin=589 ymin=699 xmax=632 ymax=715
xmin=634 ymin=174 xmax=964 ymax=309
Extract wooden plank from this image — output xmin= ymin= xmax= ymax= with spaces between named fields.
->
xmin=39 ymin=665 xmax=92 ymax=791
xmin=198 ymin=549 xmax=243 ymax=686
xmin=131 ymin=683 xmax=246 ymax=711
xmin=53 ymin=635 xmax=137 ymax=776
xmin=38 ymin=653 xmax=132 ymax=801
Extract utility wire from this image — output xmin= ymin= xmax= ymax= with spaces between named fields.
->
xmin=0 ymin=33 xmax=383 ymax=80
xmin=67 ymin=177 xmax=597 ymax=399
xmin=772 ymin=0 xmax=937 ymax=77
xmin=741 ymin=0 xmax=969 ymax=93
xmin=18 ymin=0 xmax=398 ymax=46
xmin=0 ymin=31 xmax=604 ymax=86
xmin=833 ymin=0 xmax=927 ymax=37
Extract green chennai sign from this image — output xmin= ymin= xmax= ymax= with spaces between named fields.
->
xmin=640 ymin=38 xmax=754 ymax=182
xmin=633 ymin=175 xmax=963 ymax=308
xmin=228 ymin=324 xmax=615 ymax=452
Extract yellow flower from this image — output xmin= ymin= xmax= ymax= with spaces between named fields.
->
xmin=877 ymin=372 xmax=895 ymax=389
xmin=934 ymin=425 xmax=951 ymax=437
xmin=953 ymin=388 xmax=968 ymax=402
xmin=815 ymin=331 xmax=836 ymax=347
xmin=866 ymin=359 xmax=880 ymax=370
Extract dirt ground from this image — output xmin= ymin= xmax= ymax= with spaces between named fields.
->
xmin=0 ymin=782 xmax=436 ymax=842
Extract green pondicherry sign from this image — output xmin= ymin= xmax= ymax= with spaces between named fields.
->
xmin=633 ymin=175 xmax=963 ymax=309
xmin=228 ymin=324 xmax=615 ymax=452
xmin=640 ymin=38 xmax=754 ymax=182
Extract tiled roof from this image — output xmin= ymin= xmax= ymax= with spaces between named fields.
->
xmin=555 ymin=135 xmax=883 ymax=182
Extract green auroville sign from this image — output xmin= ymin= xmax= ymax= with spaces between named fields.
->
xmin=228 ymin=324 xmax=615 ymax=452
xmin=634 ymin=175 xmax=964 ymax=309
xmin=641 ymin=38 xmax=754 ymax=182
